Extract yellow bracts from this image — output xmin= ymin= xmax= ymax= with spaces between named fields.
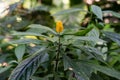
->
xmin=56 ymin=21 xmax=64 ymax=33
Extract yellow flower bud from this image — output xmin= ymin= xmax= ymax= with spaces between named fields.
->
xmin=56 ymin=21 xmax=64 ymax=33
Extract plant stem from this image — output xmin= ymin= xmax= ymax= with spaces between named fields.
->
xmin=55 ymin=34 xmax=61 ymax=72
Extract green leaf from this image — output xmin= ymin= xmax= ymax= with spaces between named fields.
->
xmin=52 ymin=8 xmax=88 ymax=16
xmin=0 ymin=65 xmax=12 ymax=74
xmin=74 ymin=28 xmax=105 ymax=46
xmin=103 ymin=10 xmax=120 ymax=18
xmin=11 ymin=31 xmax=56 ymax=42
xmin=12 ymin=32 xmax=47 ymax=37
xmin=9 ymin=48 xmax=49 ymax=80
xmin=74 ymin=36 xmax=104 ymax=43
xmin=63 ymin=55 xmax=90 ymax=80
xmin=91 ymin=5 xmax=103 ymax=20
xmin=103 ymin=31 xmax=120 ymax=46
xmin=86 ymin=28 xmax=102 ymax=46
xmin=74 ymin=27 xmax=93 ymax=36
xmin=27 ymin=28 xmax=46 ymax=34
xmin=8 ymin=39 xmax=41 ymax=44
xmin=87 ymin=28 xmax=99 ymax=38
xmin=75 ymin=46 xmax=104 ymax=62
xmin=80 ymin=61 xmax=120 ymax=80
xmin=15 ymin=44 xmax=26 ymax=62
xmin=28 ymin=24 xmax=57 ymax=35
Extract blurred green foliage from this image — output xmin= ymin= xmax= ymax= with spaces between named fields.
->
xmin=1 ymin=0 xmax=120 ymax=80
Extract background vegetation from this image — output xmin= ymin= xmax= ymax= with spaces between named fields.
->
xmin=1 ymin=0 xmax=120 ymax=80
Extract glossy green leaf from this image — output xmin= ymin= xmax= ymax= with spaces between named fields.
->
xmin=80 ymin=61 xmax=120 ymax=80
xmin=9 ymin=48 xmax=49 ymax=80
xmin=87 ymin=28 xmax=99 ymax=38
xmin=75 ymin=46 xmax=104 ymax=62
xmin=74 ymin=28 xmax=105 ymax=46
xmin=12 ymin=32 xmax=47 ymax=37
xmin=0 ymin=65 xmax=12 ymax=74
xmin=15 ymin=44 xmax=26 ymax=62
xmin=8 ymin=39 xmax=41 ymax=44
xmin=28 ymin=24 xmax=57 ymax=35
xmin=103 ymin=31 xmax=120 ymax=46
xmin=63 ymin=55 xmax=90 ymax=80
xmin=91 ymin=5 xmax=103 ymax=20
xmin=12 ymin=31 xmax=58 ymax=43
xmin=74 ymin=27 xmax=93 ymax=36
xmin=27 ymin=28 xmax=46 ymax=34
xmin=74 ymin=36 xmax=104 ymax=43
xmin=87 ymin=28 xmax=102 ymax=46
